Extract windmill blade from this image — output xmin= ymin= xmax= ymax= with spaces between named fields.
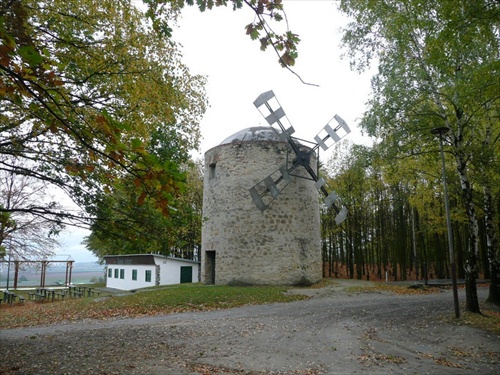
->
xmin=315 ymin=177 xmax=348 ymax=224
xmin=314 ymin=114 xmax=351 ymax=151
xmin=254 ymin=90 xmax=295 ymax=142
xmin=249 ymin=166 xmax=292 ymax=212
xmin=251 ymin=90 xmax=349 ymax=224
xmin=334 ymin=207 xmax=348 ymax=225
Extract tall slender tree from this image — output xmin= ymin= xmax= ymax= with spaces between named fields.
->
xmin=338 ymin=0 xmax=500 ymax=312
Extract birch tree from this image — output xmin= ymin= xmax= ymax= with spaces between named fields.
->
xmin=338 ymin=0 xmax=500 ymax=312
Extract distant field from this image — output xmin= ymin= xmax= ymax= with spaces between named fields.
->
xmin=0 ymin=262 xmax=105 ymax=287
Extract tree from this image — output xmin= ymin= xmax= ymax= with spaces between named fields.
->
xmin=321 ymin=139 xmax=487 ymax=285
xmin=478 ymin=114 xmax=500 ymax=304
xmin=143 ymin=1 xmax=303 ymax=72
xmin=338 ymin=0 xmax=500 ymax=312
xmin=1 ymin=0 xmax=207 ymax=231
xmin=0 ymin=157 xmax=61 ymax=260
xmin=84 ymin=120 xmax=204 ymax=261
xmin=84 ymin=158 xmax=204 ymax=260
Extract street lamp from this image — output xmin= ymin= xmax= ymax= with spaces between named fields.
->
xmin=431 ymin=126 xmax=460 ymax=319
xmin=6 ymin=250 xmax=11 ymax=291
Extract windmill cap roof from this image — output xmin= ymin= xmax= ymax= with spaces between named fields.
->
xmin=220 ymin=126 xmax=284 ymax=145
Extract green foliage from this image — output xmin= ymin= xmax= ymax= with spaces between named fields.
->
xmin=85 ymin=158 xmax=203 ymax=260
xmin=0 ymin=0 xmax=207 ymax=231
xmin=0 ymin=208 xmax=16 ymax=240
xmin=144 ymin=0 xmax=299 ymax=67
xmin=322 ymin=139 xmax=485 ymax=281
xmin=338 ymin=0 xmax=499 ymax=141
xmin=337 ymin=0 xmax=500 ymax=310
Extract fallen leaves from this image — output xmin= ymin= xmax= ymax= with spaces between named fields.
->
xmin=347 ymin=283 xmax=442 ymax=295
xmin=358 ymin=353 xmax=407 ymax=366
xmin=433 ymin=357 xmax=464 ymax=368
xmin=187 ymin=363 xmax=322 ymax=375
xmin=0 ymin=285 xmax=307 ymax=329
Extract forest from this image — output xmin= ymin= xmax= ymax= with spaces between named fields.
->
xmin=321 ymin=0 xmax=500 ymax=313
xmin=321 ymin=140 xmax=498 ymax=283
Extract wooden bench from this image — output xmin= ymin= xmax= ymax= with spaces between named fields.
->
xmin=68 ymin=290 xmax=82 ymax=298
xmin=2 ymin=291 xmax=25 ymax=305
xmin=33 ymin=293 xmax=46 ymax=301
xmin=53 ymin=290 xmax=67 ymax=301
xmin=3 ymin=291 xmax=15 ymax=305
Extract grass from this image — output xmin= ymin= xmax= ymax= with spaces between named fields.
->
xmin=345 ymin=283 xmax=443 ymax=295
xmin=352 ymin=283 xmax=500 ymax=335
xmin=0 ymin=283 xmax=307 ymax=329
xmin=2 ymin=281 xmax=499 ymax=335
xmin=448 ymin=309 xmax=500 ymax=336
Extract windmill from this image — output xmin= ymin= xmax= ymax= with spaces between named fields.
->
xmin=249 ymin=90 xmax=350 ymax=225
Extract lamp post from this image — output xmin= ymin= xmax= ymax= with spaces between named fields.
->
xmin=431 ymin=126 xmax=460 ymax=318
xmin=6 ymin=250 xmax=11 ymax=291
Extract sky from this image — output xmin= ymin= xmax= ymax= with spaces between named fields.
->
xmin=174 ymin=1 xmax=375 ymax=156
xmin=59 ymin=0 xmax=375 ymax=263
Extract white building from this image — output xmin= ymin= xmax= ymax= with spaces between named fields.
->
xmin=104 ymin=254 xmax=200 ymax=291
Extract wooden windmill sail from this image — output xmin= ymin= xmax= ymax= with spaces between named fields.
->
xmin=249 ymin=90 xmax=350 ymax=225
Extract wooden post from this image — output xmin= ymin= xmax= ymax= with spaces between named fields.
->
xmin=13 ymin=261 xmax=19 ymax=289
xmin=40 ymin=261 xmax=48 ymax=289
xmin=65 ymin=261 xmax=70 ymax=286
xmin=66 ymin=261 xmax=73 ymax=286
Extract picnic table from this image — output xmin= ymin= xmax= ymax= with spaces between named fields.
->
xmin=29 ymin=289 xmax=47 ymax=301
xmin=2 ymin=290 xmax=25 ymax=305
xmin=68 ymin=286 xmax=83 ymax=298
xmin=29 ymin=288 xmax=66 ymax=302
xmin=44 ymin=289 xmax=58 ymax=302
xmin=68 ymin=286 xmax=100 ymax=298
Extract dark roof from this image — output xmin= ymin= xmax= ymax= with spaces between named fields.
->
xmin=104 ymin=254 xmax=199 ymax=265
xmin=220 ymin=126 xmax=283 ymax=145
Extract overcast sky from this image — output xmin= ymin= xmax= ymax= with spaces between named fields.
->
xmin=61 ymin=0 xmax=375 ymax=263
xmin=175 ymin=1 xmax=375 ymax=156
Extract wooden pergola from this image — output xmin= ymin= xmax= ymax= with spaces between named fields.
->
xmin=6 ymin=260 xmax=75 ymax=289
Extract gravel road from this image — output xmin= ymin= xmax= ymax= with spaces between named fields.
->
xmin=1 ymin=280 xmax=499 ymax=374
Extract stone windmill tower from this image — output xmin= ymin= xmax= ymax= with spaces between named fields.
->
xmin=201 ymin=91 xmax=350 ymax=286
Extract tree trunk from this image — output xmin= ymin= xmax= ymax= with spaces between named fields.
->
xmin=411 ymin=207 xmax=418 ymax=280
xmin=455 ymin=150 xmax=481 ymax=313
xmin=488 ymin=265 xmax=500 ymax=305
xmin=484 ymin=184 xmax=500 ymax=305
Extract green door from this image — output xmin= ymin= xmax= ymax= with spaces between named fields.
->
xmin=180 ymin=266 xmax=192 ymax=284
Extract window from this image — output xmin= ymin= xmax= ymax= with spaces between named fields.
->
xmin=145 ymin=270 xmax=152 ymax=282
xmin=108 ymin=268 xmax=112 ymax=278
xmin=132 ymin=269 xmax=137 ymax=281
xmin=120 ymin=269 xmax=125 ymax=279
xmin=114 ymin=269 xmax=119 ymax=278
xmin=209 ymin=163 xmax=216 ymax=179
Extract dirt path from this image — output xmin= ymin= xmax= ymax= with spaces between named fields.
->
xmin=1 ymin=281 xmax=499 ymax=374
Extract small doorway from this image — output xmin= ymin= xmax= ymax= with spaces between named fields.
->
xmin=205 ymin=250 xmax=216 ymax=285
xmin=180 ymin=266 xmax=193 ymax=284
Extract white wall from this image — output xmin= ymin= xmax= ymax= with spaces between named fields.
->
xmin=106 ymin=264 xmax=155 ymax=290
xmin=106 ymin=256 xmax=200 ymax=290
xmin=158 ymin=258 xmax=200 ymax=285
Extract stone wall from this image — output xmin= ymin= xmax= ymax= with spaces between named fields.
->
xmin=201 ymin=140 xmax=321 ymax=286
